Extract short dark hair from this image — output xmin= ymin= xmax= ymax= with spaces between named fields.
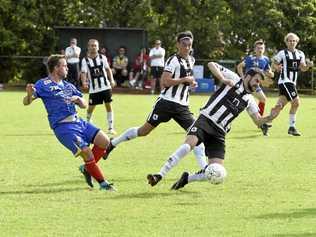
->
xmin=47 ymin=54 xmax=65 ymax=73
xmin=177 ymin=31 xmax=193 ymax=42
xmin=246 ymin=68 xmax=265 ymax=80
xmin=254 ymin=39 xmax=265 ymax=47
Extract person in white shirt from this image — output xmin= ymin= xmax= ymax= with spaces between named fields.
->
xmin=81 ymin=39 xmax=116 ymax=135
xmin=149 ymin=40 xmax=165 ymax=94
xmin=65 ymin=38 xmax=81 ymax=89
xmin=271 ymin=32 xmax=313 ymax=136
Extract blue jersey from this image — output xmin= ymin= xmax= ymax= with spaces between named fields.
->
xmin=244 ymin=55 xmax=270 ymax=72
xmin=33 ymin=77 xmax=82 ymax=129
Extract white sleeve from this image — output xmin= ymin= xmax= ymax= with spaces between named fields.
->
xmin=164 ymin=57 xmax=177 ymax=74
xmin=65 ymin=47 xmax=72 ymax=57
xmin=75 ymin=46 xmax=81 ymax=55
xmin=246 ymin=95 xmax=259 ymax=115
xmin=81 ymin=58 xmax=88 ymax=73
xmin=102 ymin=55 xmax=110 ymax=69
xmin=149 ymin=48 xmax=154 ymax=57
xmin=161 ymin=48 xmax=165 ymax=57
xmin=273 ymin=50 xmax=283 ymax=64
xmin=299 ymin=51 xmax=306 ymax=65
xmin=214 ymin=62 xmax=240 ymax=82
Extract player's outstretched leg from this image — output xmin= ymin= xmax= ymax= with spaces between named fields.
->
xmin=79 ymin=164 xmax=94 ymax=188
xmin=147 ymin=174 xmax=162 ymax=186
xmin=171 ymin=172 xmax=189 ymax=190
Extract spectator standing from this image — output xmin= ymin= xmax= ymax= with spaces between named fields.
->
xmin=65 ymin=38 xmax=81 ymax=90
xmin=149 ymin=40 xmax=165 ymax=94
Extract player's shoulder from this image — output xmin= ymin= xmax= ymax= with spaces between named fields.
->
xmin=165 ymin=53 xmax=178 ymax=65
xmin=295 ymin=49 xmax=305 ymax=56
xmin=35 ymin=77 xmax=52 ymax=86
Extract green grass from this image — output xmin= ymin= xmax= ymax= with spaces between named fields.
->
xmin=0 ymin=91 xmax=316 ymax=237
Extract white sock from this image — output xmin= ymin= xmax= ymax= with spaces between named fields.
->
xmin=87 ymin=112 xmax=92 ymax=122
xmin=289 ymin=113 xmax=296 ymax=127
xmin=111 ymin=127 xmax=139 ymax=146
xmin=159 ymin=143 xmax=191 ymax=177
xmin=107 ymin=111 xmax=114 ymax=130
xmin=188 ymin=171 xmax=208 ymax=183
xmin=193 ymin=143 xmax=208 ymax=169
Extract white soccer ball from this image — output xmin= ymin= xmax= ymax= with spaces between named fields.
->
xmin=205 ymin=163 xmax=227 ymax=185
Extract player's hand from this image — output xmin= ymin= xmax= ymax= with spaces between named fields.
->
xmin=110 ymin=80 xmax=116 ymax=88
xmin=26 ymin=83 xmax=35 ymax=96
xmin=275 ymin=64 xmax=283 ymax=72
xmin=70 ymin=96 xmax=80 ymax=103
xmin=184 ymin=76 xmax=196 ymax=86
xmin=306 ymin=59 xmax=314 ymax=68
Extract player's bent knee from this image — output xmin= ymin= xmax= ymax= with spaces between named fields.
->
xmin=79 ymin=147 xmax=93 ymax=162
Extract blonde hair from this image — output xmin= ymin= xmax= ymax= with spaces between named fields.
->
xmin=284 ymin=33 xmax=300 ymax=43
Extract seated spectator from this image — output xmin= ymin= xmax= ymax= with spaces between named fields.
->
xmin=112 ymin=46 xmax=129 ymax=87
xmin=100 ymin=46 xmax=112 ymax=67
xmin=129 ymin=47 xmax=150 ymax=89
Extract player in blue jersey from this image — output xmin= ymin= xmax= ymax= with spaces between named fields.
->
xmin=237 ymin=39 xmax=274 ymax=135
xmin=23 ymin=54 xmax=115 ymax=191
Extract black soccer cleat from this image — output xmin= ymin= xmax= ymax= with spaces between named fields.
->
xmin=147 ymin=174 xmax=162 ymax=187
xmin=260 ymin=123 xmax=271 ymax=136
xmin=79 ymin=165 xmax=94 ymax=188
xmin=103 ymin=138 xmax=115 ymax=160
xmin=171 ymin=172 xmax=189 ymax=190
xmin=288 ymin=127 xmax=301 ymax=136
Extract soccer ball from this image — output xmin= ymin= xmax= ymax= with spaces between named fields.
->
xmin=205 ymin=163 xmax=227 ymax=185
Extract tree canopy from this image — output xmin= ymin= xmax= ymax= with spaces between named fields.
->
xmin=0 ymin=0 xmax=315 ymax=83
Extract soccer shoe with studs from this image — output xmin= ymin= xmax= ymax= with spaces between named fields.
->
xmin=288 ymin=127 xmax=301 ymax=136
xmin=99 ymin=181 xmax=117 ymax=192
xmin=171 ymin=172 xmax=189 ymax=190
xmin=260 ymin=123 xmax=271 ymax=136
xmin=147 ymin=174 xmax=162 ymax=187
xmin=79 ymin=165 xmax=94 ymax=188
xmin=103 ymin=138 xmax=115 ymax=160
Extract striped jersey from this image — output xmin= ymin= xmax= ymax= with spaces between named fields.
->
xmin=159 ymin=54 xmax=195 ymax=106
xmin=81 ymin=54 xmax=111 ymax=94
xmin=200 ymin=63 xmax=258 ymax=133
xmin=274 ymin=49 xmax=306 ymax=85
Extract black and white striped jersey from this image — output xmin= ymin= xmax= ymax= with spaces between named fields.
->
xmin=159 ymin=54 xmax=195 ymax=106
xmin=274 ymin=49 xmax=306 ymax=85
xmin=200 ymin=63 xmax=258 ymax=133
xmin=81 ymin=54 xmax=111 ymax=94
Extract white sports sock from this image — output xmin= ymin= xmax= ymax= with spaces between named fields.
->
xmin=111 ymin=127 xmax=139 ymax=146
xmin=188 ymin=172 xmax=208 ymax=183
xmin=159 ymin=143 xmax=191 ymax=177
xmin=107 ymin=111 xmax=114 ymax=130
xmin=87 ymin=112 xmax=92 ymax=122
xmin=289 ymin=113 xmax=296 ymax=127
xmin=193 ymin=143 xmax=208 ymax=169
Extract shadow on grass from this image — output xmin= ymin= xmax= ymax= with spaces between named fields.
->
xmin=102 ymin=190 xmax=199 ymax=200
xmin=265 ymin=234 xmax=316 ymax=237
xmin=2 ymin=133 xmax=53 ymax=137
xmin=0 ymin=187 xmax=86 ymax=196
xmin=228 ymin=134 xmax=261 ymax=139
xmin=25 ymin=179 xmax=83 ymax=187
xmin=255 ymin=208 xmax=316 ymax=219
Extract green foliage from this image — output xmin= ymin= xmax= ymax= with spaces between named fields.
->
xmin=0 ymin=0 xmax=315 ymax=83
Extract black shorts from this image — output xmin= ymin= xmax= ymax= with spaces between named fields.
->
xmin=151 ymin=66 xmax=164 ymax=79
xmin=278 ymin=82 xmax=298 ymax=101
xmin=89 ymin=90 xmax=112 ymax=105
xmin=188 ymin=115 xmax=226 ymax=159
xmin=147 ymin=98 xmax=194 ymax=130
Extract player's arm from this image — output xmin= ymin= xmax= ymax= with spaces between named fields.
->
xmin=236 ymin=61 xmax=245 ymax=77
xmin=161 ymin=71 xmax=196 ymax=88
xmin=105 ymin=67 xmax=116 ymax=87
xmin=70 ymin=96 xmax=87 ymax=109
xmin=264 ymin=67 xmax=274 ymax=78
xmin=300 ymin=59 xmax=313 ymax=72
xmin=23 ymin=83 xmax=37 ymax=105
xmin=249 ymin=105 xmax=280 ymax=127
xmin=208 ymin=62 xmax=235 ymax=87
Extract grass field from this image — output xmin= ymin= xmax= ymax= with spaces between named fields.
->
xmin=0 ymin=91 xmax=316 ymax=237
